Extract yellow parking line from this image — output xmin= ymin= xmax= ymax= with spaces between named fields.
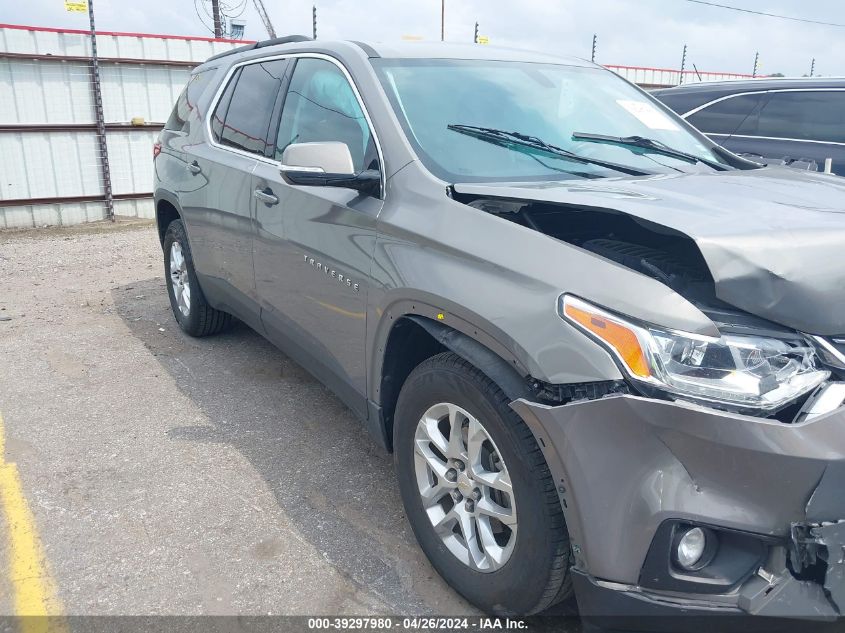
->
xmin=0 ymin=412 xmax=65 ymax=632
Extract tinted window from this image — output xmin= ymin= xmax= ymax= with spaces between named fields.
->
xmin=218 ymin=60 xmax=288 ymax=155
xmin=210 ymin=68 xmax=239 ymax=141
xmin=686 ymin=93 xmax=764 ymax=136
xmin=165 ymin=70 xmax=212 ymax=133
xmin=652 ymin=91 xmax=710 ymax=117
xmin=276 ymin=58 xmax=376 ymax=171
xmin=756 ymin=91 xmax=845 ymax=143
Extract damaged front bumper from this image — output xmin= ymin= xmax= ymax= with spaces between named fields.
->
xmin=511 ymin=394 xmax=845 ymax=621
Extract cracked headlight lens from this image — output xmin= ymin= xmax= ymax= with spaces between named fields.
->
xmin=561 ymin=294 xmax=829 ymax=410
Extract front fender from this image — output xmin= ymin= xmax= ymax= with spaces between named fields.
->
xmin=368 ymin=165 xmax=716 ymax=394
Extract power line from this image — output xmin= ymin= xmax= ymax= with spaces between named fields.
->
xmin=193 ymin=0 xmax=215 ymax=34
xmin=679 ymin=0 xmax=845 ymax=28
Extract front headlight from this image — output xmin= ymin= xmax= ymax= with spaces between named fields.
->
xmin=560 ymin=294 xmax=829 ymax=411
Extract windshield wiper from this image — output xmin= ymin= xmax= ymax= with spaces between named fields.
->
xmin=446 ymin=124 xmax=654 ymax=177
xmin=571 ymin=132 xmax=729 ymax=171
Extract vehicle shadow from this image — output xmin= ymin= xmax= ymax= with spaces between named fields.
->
xmin=111 ymin=278 xmax=580 ymax=628
xmin=111 ymin=278 xmax=484 ymax=615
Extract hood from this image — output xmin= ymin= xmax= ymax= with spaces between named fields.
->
xmin=454 ymin=167 xmax=845 ymax=336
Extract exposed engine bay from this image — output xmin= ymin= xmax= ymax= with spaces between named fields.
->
xmin=461 ymin=195 xmax=783 ymax=329
xmin=456 ymin=193 xmax=845 ymax=422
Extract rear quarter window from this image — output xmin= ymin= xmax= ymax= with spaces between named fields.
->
xmin=165 ymin=70 xmax=213 ymax=133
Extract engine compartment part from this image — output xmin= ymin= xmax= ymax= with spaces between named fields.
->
xmin=464 ymin=196 xmax=721 ymax=311
xmin=453 ymin=170 xmax=845 ymax=337
xmin=790 ymin=521 xmax=845 ymax=612
xmin=461 ymin=192 xmax=845 ymax=422
xmin=796 ymin=383 xmax=845 ymax=422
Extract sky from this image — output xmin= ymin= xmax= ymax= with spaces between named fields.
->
xmin=6 ymin=0 xmax=845 ymax=77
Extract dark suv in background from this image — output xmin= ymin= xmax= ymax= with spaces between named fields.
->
xmin=653 ymin=78 xmax=845 ymax=175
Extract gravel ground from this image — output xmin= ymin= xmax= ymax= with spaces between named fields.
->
xmin=0 ymin=220 xmax=482 ymax=617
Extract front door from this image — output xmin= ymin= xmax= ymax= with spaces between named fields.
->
xmin=253 ymin=56 xmax=383 ymax=417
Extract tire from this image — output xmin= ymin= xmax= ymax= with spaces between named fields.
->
xmin=163 ymin=219 xmax=231 ymax=337
xmin=394 ymin=352 xmax=574 ymax=615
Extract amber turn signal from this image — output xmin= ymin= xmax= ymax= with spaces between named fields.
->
xmin=562 ymin=296 xmax=651 ymax=378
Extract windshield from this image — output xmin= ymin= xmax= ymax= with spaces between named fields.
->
xmin=373 ymin=59 xmax=730 ymax=182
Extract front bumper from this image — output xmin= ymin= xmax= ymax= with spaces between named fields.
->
xmin=511 ymin=394 xmax=845 ymax=620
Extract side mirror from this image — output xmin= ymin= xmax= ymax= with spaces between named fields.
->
xmin=280 ymin=141 xmax=380 ymax=196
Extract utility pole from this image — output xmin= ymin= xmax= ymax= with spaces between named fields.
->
xmin=810 ymin=58 xmax=816 ymax=77
xmin=679 ymin=44 xmax=687 ymax=85
xmin=591 ymin=34 xmax=597 ymax=63
xmin=253 ymin=0 xmax=276 ymax=38
xmin=474 ymin=22 xmax=479 ymax=43
xmin=312 ymin=5 xmax=317 ymax=39
xmin=87 ymin=0 xmax=114 ymax=222
xmin=441 ymin=0 xmax=445 ymax=41
xmin=211 ymin=0 xmax=223 ymax=38
xmin=752 ymin=51 xmax=759 ymax=78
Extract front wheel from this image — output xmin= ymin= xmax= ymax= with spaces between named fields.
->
xmin=394 ymin=352 xmax=574 ymax=615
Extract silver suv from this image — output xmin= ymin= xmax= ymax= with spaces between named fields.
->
xmin=154 ymin=36 xmax=845 ymax=625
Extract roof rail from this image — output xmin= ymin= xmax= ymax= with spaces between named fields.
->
xmin=205 ymin=34 xmax=312 ymax=63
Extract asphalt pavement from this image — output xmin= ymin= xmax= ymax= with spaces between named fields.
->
xmin=0 ymin=221 xmax=477 ymax=617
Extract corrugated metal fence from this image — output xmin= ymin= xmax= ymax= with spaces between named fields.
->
xmin=0 ymin=23 xmax=245 ymax=228
xmin=1 ymin=23 xmax=768 ymax=229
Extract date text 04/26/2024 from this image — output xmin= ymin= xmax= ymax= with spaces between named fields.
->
xmin=306 ymin=618 xmax=528 ymax=630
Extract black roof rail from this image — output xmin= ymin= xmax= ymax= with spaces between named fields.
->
xmin=255 ymin=34 xmax=312 ymax=49
xmin=205 ymin=35 xmax=313 ymax=63
xmin=351 ymin=41 xmax=380 ymax=58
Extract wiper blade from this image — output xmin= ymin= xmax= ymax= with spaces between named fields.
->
xmin=571 ymin=132 xmax=729 ymax=171
xmin=447 ymin=124 xmax=654 ymax=177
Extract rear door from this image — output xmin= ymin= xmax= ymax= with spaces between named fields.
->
xmin=252 ymin=56 xmax=384 ymax=417
xmin=179 ymin=59 xmax=288 ymax=325
xmin=685 ymin=90 xmax=845 ymax=175
xmin=750 ymin=90 xmax=845 ymax=174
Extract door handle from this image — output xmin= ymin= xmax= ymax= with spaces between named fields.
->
xmin=187 ymin=161 xmax=202 ymax=174
xmin=253 ymin=187 xmax=279 ymax=205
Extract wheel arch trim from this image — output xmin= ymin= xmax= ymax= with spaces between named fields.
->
xmin=369 ymin=297 xmax=534 ymax=407
xmin=154 ymin=189 xmax=186 ymax=244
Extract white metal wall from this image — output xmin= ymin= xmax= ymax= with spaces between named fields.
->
xmin=0 ymin=59 xmax=192 ymax=124
xmin=0 ymin=24 xmax=772 ymax=229
xmin=0 ymin=25 xmax=238 ymax=64
xmin=0 ymin=24 xmax=242 ymax=229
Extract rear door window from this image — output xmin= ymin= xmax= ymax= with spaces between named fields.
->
xmin=653 ymin=91 xmax=711 ymax=117
xmin=215 ymin=59 xmax=289 ymax=156
xmin=755 ymin=91 xmax=845 ymax=143
xmin=686 ymin=93 xmax=765 ymax=136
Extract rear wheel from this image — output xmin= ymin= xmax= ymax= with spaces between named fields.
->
xmin=394 ymin=352 xmax=574 ymax=615
xmin=163 ymin=220 xmax=231 ymax=337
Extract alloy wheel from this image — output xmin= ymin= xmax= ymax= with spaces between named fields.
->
xmin=413 ymin=402 xmax=517 ymax=572
xmin=169 ymin=241 xmax=191 ymax=317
